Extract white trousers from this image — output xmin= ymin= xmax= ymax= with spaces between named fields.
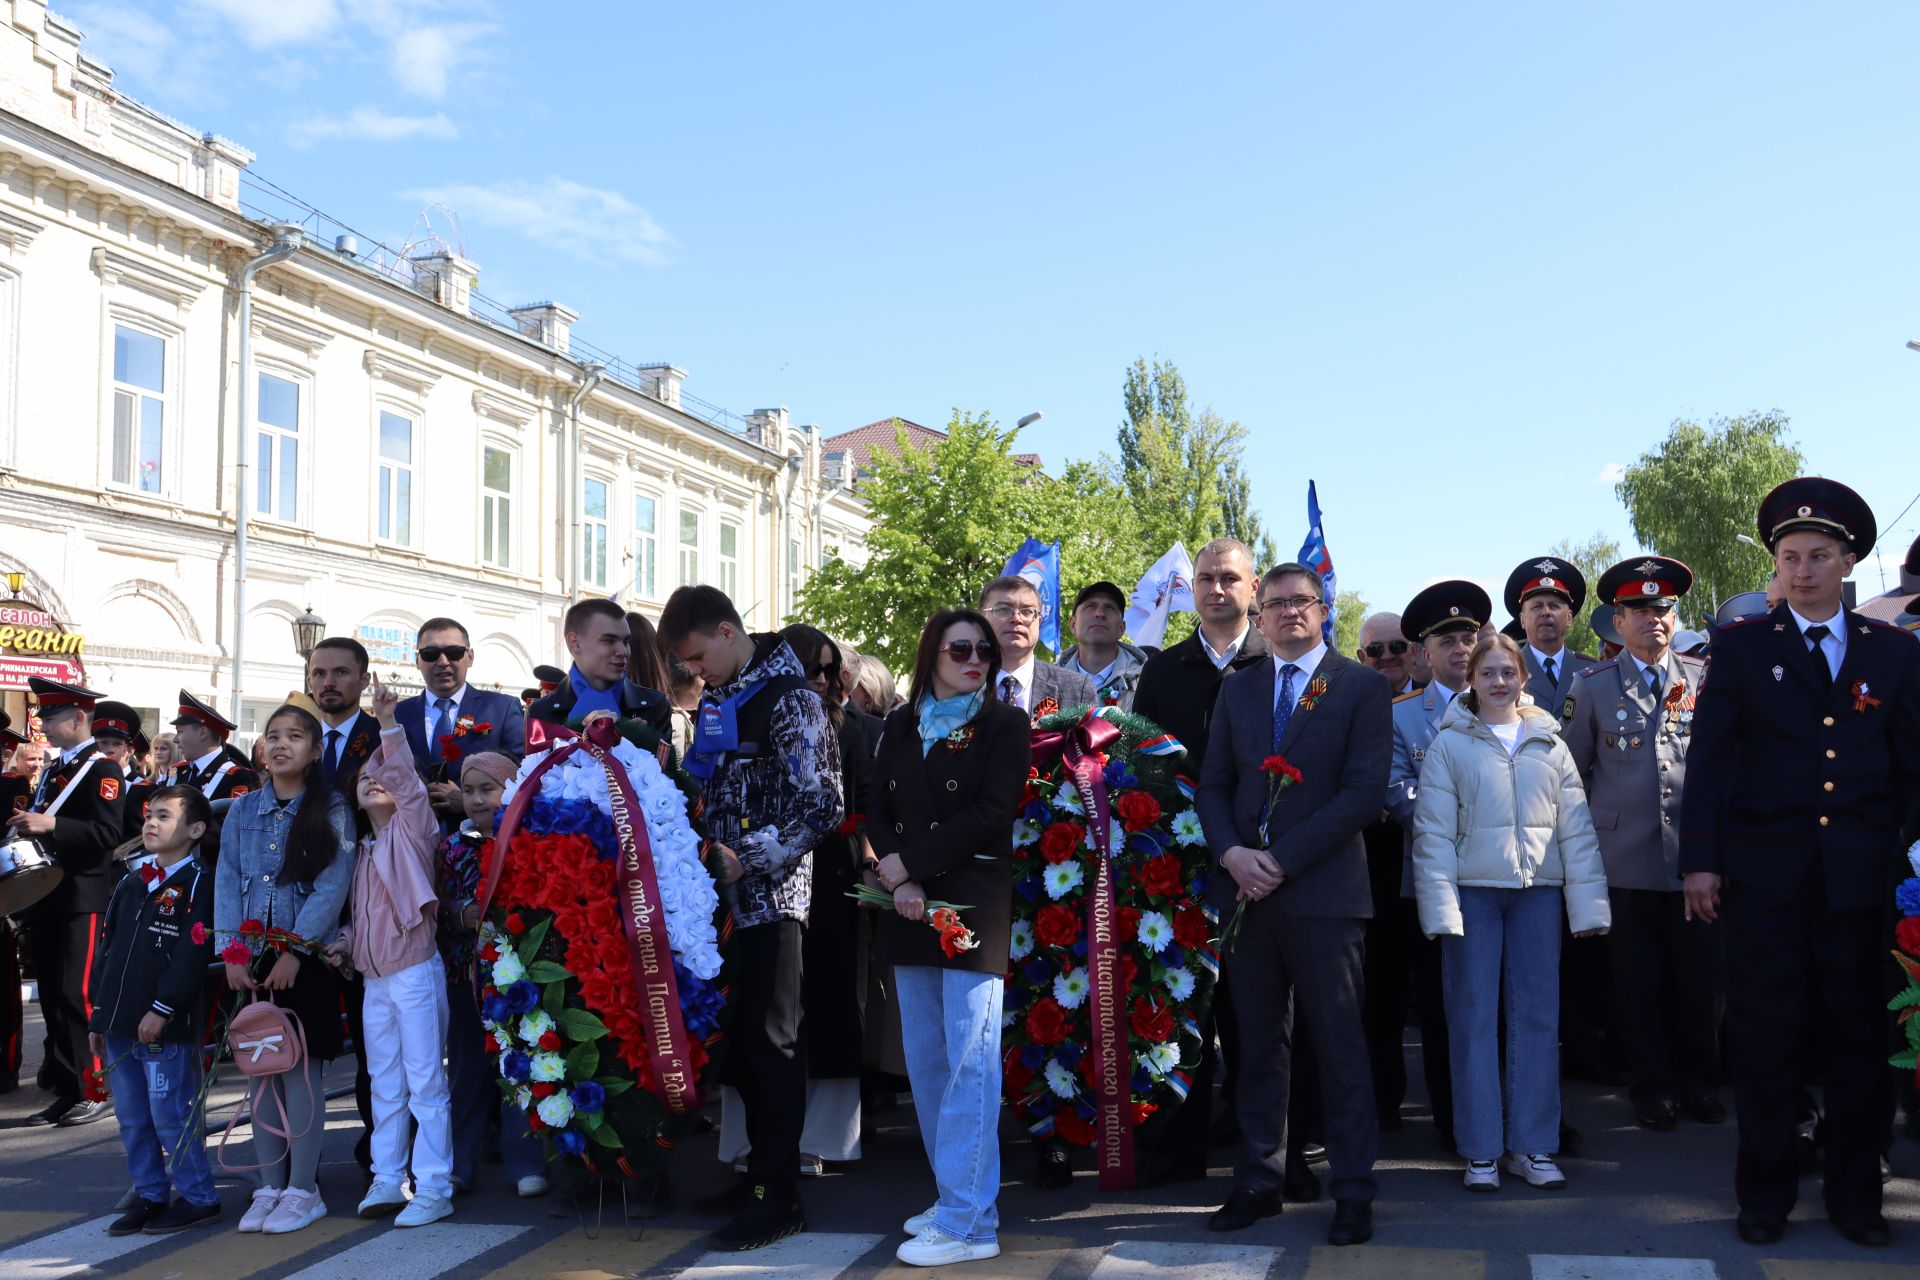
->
xmin=362 ymin=956 xmax=454 ymax=1197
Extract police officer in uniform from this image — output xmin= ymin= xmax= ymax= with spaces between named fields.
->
xmin=5 ymin=678 xmax=128 ymax=1125
xmin=1563 ymin=556 xmax=1724 ymax=1134
xmin=0 ymin=711 xmax=29 ymax=1092
xmin=168 ymin=690 xmax=258 ymax=801
xmin=1680 ymin=478 xmax=1920 ymax=1248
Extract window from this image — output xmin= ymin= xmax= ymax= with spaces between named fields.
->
xmin=255 ymin=371 xmax=300 ymax=521
xmin=111 ymin=325 xmax=166 ymax=492
xmin=633 ymin=494 xmax=658 ymax=598
xmin=582 ymin=478 xmax=609 ymax=588
xmin=718 ymin=521 xmax=740 ymax=598
xmin=376 ymin=410 xmax=414 ymax=544
xmin=788 ymin=539 xmax=802 ymax=601
xmin=678 ymin=509 xmax=700 ymax=587
xmin=481 ymin=446 xmax=513 ymax=568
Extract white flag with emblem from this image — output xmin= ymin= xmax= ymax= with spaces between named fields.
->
xmin=1126 ymin=543 xmax=1195 ymax=650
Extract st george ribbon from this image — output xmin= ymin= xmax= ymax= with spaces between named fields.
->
xmin=1032 ymin=707 xmax=1134 ymax=1190
xmin=479 ymin=720 xmax=701 ymax=1114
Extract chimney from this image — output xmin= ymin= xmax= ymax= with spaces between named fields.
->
xmin=823 ymin=449 xmax=855 ymax=489
xmin=408 ymin=250 xmax=479 ymax=317
xmin=507 ymin=301 xmax=578 ymax=354
xmin=744 ymin=407 xmax=789 ymax=451
xmin=637 ymin=364 xmax=686 ymax=408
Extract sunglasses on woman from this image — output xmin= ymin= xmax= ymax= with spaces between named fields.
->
xmin=1362 ymin=640 xmax=1412 ymax=658
xmin=942 ymin=641 xmax=997 ymax=662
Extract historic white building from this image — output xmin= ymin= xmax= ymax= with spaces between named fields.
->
xmin=0 ymin=0 xmax=868 ymax=736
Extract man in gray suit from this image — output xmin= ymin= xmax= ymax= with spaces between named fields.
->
xmin=1562 ymin=556 xmax=1724 ymax=1133
xmin=979 ymin=576 xmax=1096 ymax=719
xmin=1198 ymin=562 xmax=1392 ymax=1246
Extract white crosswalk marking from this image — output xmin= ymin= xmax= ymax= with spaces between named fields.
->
xmin=277 ymin=1221 xmax=529 ymax=1280
xmin=0 ymin=1215 xmax=156 ymax=1279
xmin=1090 ymin=1239 xmax=1283 ymax=1280
xmin=1532 ymin=1258 xmax=1718 ymax=1280
xmin=678 ymin=1232 xmax=886 ymax=1278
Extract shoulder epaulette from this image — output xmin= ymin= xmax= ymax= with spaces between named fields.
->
xmin=1856 ymin=615 xmax=1901 ymax=633
xmin=1573 ymin=661 xmax=1615 ymax=681
xmin=1718 ymin=613 xmax=1772 ymax=631
xmin=1392 ymin=689 xmax=1423 ymax=704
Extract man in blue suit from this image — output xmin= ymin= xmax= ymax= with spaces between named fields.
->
xmin=395 ymin=617 xmax=525 ymax=821
xmin=1198 ymin=562 xmax=1393 ymax=1246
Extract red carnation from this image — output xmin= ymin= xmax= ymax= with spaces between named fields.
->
xmin=484 ymin=1033 xmax=500 ymax=1054
xmin=1898 ymin=915 xmax=1920 ymax=956
xmin=838 ymin=813 xmax=865 ymax=837
xmin=1260 ymin=755 xmax=1302 ymax=784
xmin=481 ymin=943 xmax=500 ymax=963
xmin=538 ymin=1031 xmax=562 ymax=1052
xmin=1038 ymin=821 xmax=1085 ymax=864
xmin=239 ymin=918 xmax=266 ymax=938
xmin=505 ymin=912 xmax=526 ymax=936
xmin=531 ymin=1082 xmax=556 ymax=1099
xmin=1130 ymin=996 xmax=1174 ymax=1044
xmin=1113 ymin=790 xmax=1162 ymax=833
xmin=439 ymin=735 xmax=460 ymax=763
xmin=1025 ymin=997 xmax=1070 ymax=1046
xmin=1120 ymin=955 xmax=1139 ymax=991
xmin=1133 ymin=1101 xmax=1159 ymax=1125
xmin=1056 ymin=1110 xmax=1094 ymax=1146
xmin=1137 ymin=853 xmax=1183 ymax=901
xmin=1035 ymin=903 xmax=1081 ymax=949
xmin=1117 ymin=906 xmax=1142 ymax=942
xmin=474 ymin=722 xmax=493 ymax=733
xmin=528 ymin=1111 xmax=545 ymax=1131
xmin=1173 ymin=905 xmax=1212 ymax=949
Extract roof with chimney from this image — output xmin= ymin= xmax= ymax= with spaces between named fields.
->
xmin=822 ymin=418 xmax=1044 ymax=481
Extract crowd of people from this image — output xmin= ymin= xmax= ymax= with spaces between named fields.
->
xmin=1 ymin=474 xmax=1917 ymax=1264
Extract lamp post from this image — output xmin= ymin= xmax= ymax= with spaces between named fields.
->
xmin=291 ymin=606 xmax=326 ymax=662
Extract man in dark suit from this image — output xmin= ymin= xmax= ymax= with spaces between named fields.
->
xmin=1198 ymin=562 xmax=1392 ymax=1246
xmin=1680 ymin=478 xmax=1920 ymax=1249
xmin=394 ymin=616 xmax=525 ymax=820
xmin=7 ymin=678 xmax=127 ymax=1126
xmin=308 ymin=636 xmax=382 ymax=793
xmin=526 ymin=599 xmax=672 ymax=741
xmin=0 ymin=711 xmax=30 ymax=1093
xmin=978 ymin=577 xmax=1096 ymax=719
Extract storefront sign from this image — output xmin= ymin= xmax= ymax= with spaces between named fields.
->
xmin=355 ymin=623 xmax=413 ymax=667
xmin=0 ymin=604 xmax=85 ymax=689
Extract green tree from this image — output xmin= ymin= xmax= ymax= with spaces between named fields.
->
xmin=1222 ymin=458 xmax=1279 ymax=569
xmin=1119 ymin=357 xmax=1190 ymax=478
xmin=1332 ymin=589 xmax=1369 ymax=658
xmin=1614 ymin=412 xmax=1804 ymax=617
xmin=1545 ymin=532 xmax=1622 ymax=657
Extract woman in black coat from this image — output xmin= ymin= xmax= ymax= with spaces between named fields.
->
xmin=869 ymin=608 xmax=1031 ymax=1267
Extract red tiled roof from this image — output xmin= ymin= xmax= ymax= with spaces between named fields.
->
xmin=822 ymin=419 xmax=944 ymax=471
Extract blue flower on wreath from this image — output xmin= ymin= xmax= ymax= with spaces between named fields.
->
xmin=555 ymin=1128 xmax=587 ymax=1155
xmin=482 ymin=993 xmax=512 ymax=1023
xmin=677 ymin=963 xmax=728 ymax=1039
xmin=1020 ymin=1044 xmax=1048 ymax=1070
xmin=1899 ymin=877 xmax=1920 ymax=917
xmin=1133 ymin=1066 xmax=1154 ymax=1093
xmin=506 ymin=979 xmax=541 ymax=1015
xmin=1074 ymin=1098 xmax=1097 ymax=1121
xmin=1022 ymin=956 xmax=1054 ymax=986
xmin=571 ymin=1081 xmax=607 ymax=1114
xmin=1102 ymin=759 xmax=1138 ymax=790
xmin=502 ymin=1051 xmax=532 ymax=1082
xmin=1023 ymin=799 xmax=1054 ymax=824
xmin=1055 ymin=1042 xmax=1083 ymax=1069
xmin=1071 ymin=938 xmax=1088 ymax=960
xmin=1014 ymin=875 xmax=1043 ymax=902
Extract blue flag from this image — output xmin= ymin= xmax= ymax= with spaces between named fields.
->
xmin=1297 ymin=481 xmax=1336 ymax=645
xmin=1000 ymin=537 xmax=1062 ymax=654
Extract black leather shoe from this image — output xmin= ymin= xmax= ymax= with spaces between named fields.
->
xmin=1282 ymin=1166 xmax=1322 ymax=1203
xmin=25 ymin=1098 xmax=75 ymax=1126
xmin=1634 ymin=1098 xmax=1679 ymax=1132
xmin=1736 ymin=1209 xmax=1785 ymax=1245
xmin=141 ymin=1198 xmax=221 ymax=1235
xmin=56 ymin=1098 xmax=114 ymax=1126
xmin=1328 ymin=1198 xmax=1373 ymax=1246
xmin=1832 ymin=1211 xmax=1890 ymax=1247
xmin=1207 ymin=1188 xmax=1281 ymax=1232
xmin=1683 ymin=1094 xmax=1727 ymax=1125
xmin=1034 ymin=1139 xmax=1073 ymax=1190
xmin=108 ymin=1199 xmax=169 ymax=1237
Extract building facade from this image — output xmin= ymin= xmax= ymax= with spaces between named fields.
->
xmin=0 ymin=0 xmax=867 ymax=736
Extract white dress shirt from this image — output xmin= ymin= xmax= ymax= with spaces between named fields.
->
xmin=1271 ymin=641 xmax=1328 ymax=714
xmin=425 ymin=685 xmax=470 ymax=733
xmin=998 ymin=655 xmax=1038 ymax=712
xmin=1788 ymin=605 xmax=1847 ymax=680
xmin=1529 ymin=644 xmax=1568 ymax=682
xmin=1199 ymin=622 xmax=1251 ymax=671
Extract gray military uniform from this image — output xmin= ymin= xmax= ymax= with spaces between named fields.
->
xmin=1525 ymin=645 xmax=1599 ymax=730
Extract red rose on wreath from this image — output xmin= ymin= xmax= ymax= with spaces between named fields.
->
xmin=1026 ymin=997 xmax=1070 ymax=1046
xmin=1138 ymin=853 xmax=1183 ymax=900
xmin=504 ymin=912 xmax=527 ymax=936
xmin=1035 ymin=903 xmax=1081 ymax=949
xmin=1055 ymin=1109 xmax=1095 ymax=1145
xmin=1004 ymin=1054 xmax=1036 ymax=1095
xmin=538 ymin=1031 xmax=562 ymax=1052
xmin=1038 ymin=821 xmax=1085 ymax=864
xmin=1114 ymin=790 xmax=1162 ymax=833
xmin=531 ymin=1082 xmax=555 ymax=1099
xmin=1120 ymin=954 xmax=1139 ymax=990
xmin=1173 ymin=904 xmax=1212 ymax=950
xmin=1130 ymin=996 xmax=1174 ymax=1043
xmin=1897 ymin=915 xmax=1920 ymax=956
xmin=1117 ymin=905 xmax=1142 ymax=942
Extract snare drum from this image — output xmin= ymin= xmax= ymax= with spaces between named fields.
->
xmin=0 ymin=834 xmax=63 ymax=917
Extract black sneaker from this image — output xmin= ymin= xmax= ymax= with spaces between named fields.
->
xmin=142 ymin=1198 xmax=222 ymax=1235
xmin=692 ymin=1177 xmax=755 ymax=1216
xmin=56 ymin=1099 xmax=115 ymax=1126
xmin=108 ymin=1199 xmax=169 ymax=1236
xmin=713 ymin=1182 xmax=804 ymax=1251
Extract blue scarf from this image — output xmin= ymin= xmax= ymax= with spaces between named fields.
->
xmin=568 ymin=664 xmax=622 ymax=722
xmin=917 ymin=689 xmax=984 ymax=757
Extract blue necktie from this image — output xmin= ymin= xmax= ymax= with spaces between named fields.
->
xmin=1271 ymin=664 xmax=1300 ymax=752
xmin=432 ymin=697 xmax=456 ymax=746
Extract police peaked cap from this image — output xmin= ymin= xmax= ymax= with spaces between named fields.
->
xmin=1596 ymin=556 xmax=1694 ymax=609
xmin=1401 ymin=580 xmax=1493 ymax=642
xmin=1757 ymin=476 xmax=1875 ymax=556
xmin=1504 ymin=557 xmax=1587 ymax=617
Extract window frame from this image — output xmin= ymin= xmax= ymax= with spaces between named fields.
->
xmin=373 ymin=403 xmax=418 ymax=548
xmin=103 ymin=311 xmax=181 ymax=499
xmin=632 ymin=490 xmax=660 ymax=600
xmin=718 ymin=518 xmax=741 ymax=600
xmin=677 ymin=504 xmax=703 ymax=589
xmin=479 ymin=440 xmax=516 ymax=570
xmin=251 ymin=363 xmax=309 ymax=526
xmin=581 ymin=473 xmax=612 ymax=590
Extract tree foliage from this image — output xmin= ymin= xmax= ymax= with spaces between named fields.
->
xmin=1118 ymin=358 xmax=1257 ymax=560
xmin=1614 ymin=412 xmax=1804 ymax=617
xmin=1332 ymin=589 xmax=1369 ymax=659
xmin=1545 ymin=532 xmax=1622 ymax=658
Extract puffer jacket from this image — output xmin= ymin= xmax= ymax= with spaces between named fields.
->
xmin=1410 ymin=696 xmax=1610 ymax=939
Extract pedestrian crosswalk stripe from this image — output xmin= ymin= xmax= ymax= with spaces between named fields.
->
xmin=475 ymin=1226 xmax=701 ymax=1280
xmin=276 ymin=1221 xmax=530 ymax=1280
xmin=1303 ymin=1245 xmax=1485 ymax=1278
xmin=112 ymin=1215 xmax=374 ymax=1280
xmin=1090 ymin=1239 xmax=1282 ymax=1280
xmin=1761 ymin=1263 xmax=1920 ymax=1280
xmin=0 ymin=1215 xmax=162 ymax=1279
xmin=0 ymin=1214 xmax=82 ymax=1252
xmin=1533 ymin=1257 xmax=1717 ymax=1280
xmin=876 ymin=1232 xmax=1073 ymax=1279
xmin=676 ymin=1232 xmax=885 ymax=1279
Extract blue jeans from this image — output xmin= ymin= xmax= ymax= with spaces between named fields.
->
xmin=895 ymin=966 xmax=1004 ymax=1244
xmin=1440 ymin=886 xmax=1563 ymax=1161
xmin=106 ymin=1035 xmax=217 ymax=1207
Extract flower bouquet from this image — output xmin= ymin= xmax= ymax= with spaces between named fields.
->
xmin=846 ymin=882 xmax=977 ymax=957
xmin=1890 ymin=839 xmax=1920 ymax=1082
xmin=1002 ymin=705 xmax=1218 ymax=1190
xmin=479 ymin=719 xmax=725 ymax=1179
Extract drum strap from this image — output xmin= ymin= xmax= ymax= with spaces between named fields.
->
xmin=38 ymin=760 xmax=96 ymax=819
xmin=198 ymin=761 xmax=236 ymax=799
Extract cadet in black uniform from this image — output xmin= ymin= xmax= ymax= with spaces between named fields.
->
xmin=167 ymin=690 xmax=258 ymax=802
xmin=0 ymin=710 xmax=29 ymax=1091
xmin=1680 ymin=478 xmax=1920 ymax=1248
xmin=6 ymin=678 xmax=128 ymax=1125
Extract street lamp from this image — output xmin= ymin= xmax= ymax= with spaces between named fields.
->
xmin=291 ymin=606 xmax=326 ymax=661
xmin=4 ymin=572 xmax=21 ymax=598
xmin=1017 ymin=411 xmax=1044 ymax=429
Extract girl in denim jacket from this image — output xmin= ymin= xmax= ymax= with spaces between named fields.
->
xmin=214 ymin=702 xmax=356 ymax=1235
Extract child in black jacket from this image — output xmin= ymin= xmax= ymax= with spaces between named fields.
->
xmin=88 ymin=785 xmax=220 ymax=1236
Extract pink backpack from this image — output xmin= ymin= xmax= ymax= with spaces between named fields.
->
xmin=216 ymin=994 xmax=311 ymax=1171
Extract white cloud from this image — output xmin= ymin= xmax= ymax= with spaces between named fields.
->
xmin=402 ymin=179 xmax=679 ymax=268
xmin=390 ymin=22 xmax=494 ymax=99
xmin=188 ymin=0 xmax=341 ymax=47
xmin=289 ymin=106 xmax=459 ymax=147
xmin=1596 ymin=462 xmax=1626 ymax=485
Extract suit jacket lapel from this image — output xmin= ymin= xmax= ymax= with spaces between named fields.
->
xmin=1620 ymin=658 xmax=1656 ymax=717
xmin=1243 ymin=660 xmax=1277 ymax=761
xmin=1274 ymin=656 xmax=1343 ymax=757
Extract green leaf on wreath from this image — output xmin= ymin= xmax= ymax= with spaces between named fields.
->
xmin=516 ymin=916 xmax=553 ymax=964
xmin=525 ymin=961 xmax=572 ymax=984
xmin=565 ymin=1040 xmax=600 ymax=1081
xmin=541 ymin=980 xmax=565 ymax=1016
xmin=586 ymin=1120 xmax=625 ymax=1148
xmin=1894 ymin=1050 xmax=1919 ymax=1069
xmin=594 ymin=1076 xmax=634 ymax=1096
xmin=556 ymin=1008 xmax=610 ymax=1041
xmin=581 ymin=1111 xmax=607 ymax=1133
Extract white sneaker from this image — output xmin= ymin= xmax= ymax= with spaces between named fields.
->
xmin=237 ymin=1187 xmax=282 ymax=1233
xmin=356 ymin=1179 xmax=409 ymax=1218
xmin=799 ymin=1153 xmax=825 ymax=1178
xmin=1501 ymin=1152 xmax=1567 ymax=1189
xmin=516 ymin=1175 xmax=550 ymax=1199
xmin=903 ymin=1205 xmax=937 ymax=1235
xmin=261 ymin=1187 xmax=327 ymax=1234
xmin=896 ymin=1226 xmax=1000 ymax=1267
xmin=1463 ymin=1160 xmax=1500 ymax=1192
xmin=394 ymin=1193 xmax=454 ymax=1227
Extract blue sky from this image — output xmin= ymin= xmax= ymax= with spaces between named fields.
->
xmin=70 ymin=2 xmax=1920 ymax=616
